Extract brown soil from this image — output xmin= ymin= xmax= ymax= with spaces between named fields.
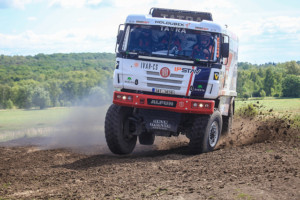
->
xmin=0 ymin=117 xmax=299 ymax=200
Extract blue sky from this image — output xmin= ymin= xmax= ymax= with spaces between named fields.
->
xmin=0 ymin=0 xmax=300 ymax=64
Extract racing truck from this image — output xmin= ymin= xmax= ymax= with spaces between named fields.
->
xmin=105 ymin=8 xmax=238 ymax=154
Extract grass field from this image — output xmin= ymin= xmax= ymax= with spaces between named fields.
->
xmin=0 ymin=107 xmax=72 ymax=132
xmin=236 ymin=98 xmax=300 ymax=127
xmin=0 ymin=106 xmax=110 ymax=142
xmin=236 ymin=98 xmax=300 ymax=114
xmin=0 ymin=99 xmax=299 ymax=141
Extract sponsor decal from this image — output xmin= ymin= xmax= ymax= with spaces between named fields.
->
xmin=141 ymin=62 xmax=158 ymax=70
xmin=134 ymin=62 xmax=139 ymax=67
xmin=125 ymin=77 xmax=135 ymax=84
xmin=148 ymin=99 xmax=176 ymax=107
xmin=135 ymin=79 xmax=138 ymax=85
xmin=115 ymin=61 xmax=119 ymax=69
xmin=195 ymin=27 xmax=209 ymax=31
xmin=190 ymin=86 xmax=194 ymax=91
xmin=150 ymin=119 xmax=171 ymax=131
xmin=214 ymin=72 xmax=219 ymax=80
xmin=154 ymin=88 xmax=175 ymax=95
xmin=197 ymin=84 xmax=203 ymax=89
xmin=179 ymin=101 xmax=185 ymax=107
xmin=174 ymin=67 xmax=201 ymax=75
xmin=136 ymin=21 xmax=149 ymax=24
xmin=191 ymin=84 xmax=205 ymax=92
xmin=160 ymin=67 xmax=170 ymax=78
xmin=185 ymin=23 xmax=191 ymax=28
xmin=155 ymin=21 xmax=184 ymax=27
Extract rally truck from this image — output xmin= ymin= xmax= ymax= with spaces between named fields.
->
xmin=105 ymin=8 xmax=238 ymax=154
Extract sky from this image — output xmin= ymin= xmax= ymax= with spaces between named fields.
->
xmin=0 ymin=0 xmax=300 ymax=64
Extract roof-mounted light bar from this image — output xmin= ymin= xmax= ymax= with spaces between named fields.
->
xmin=149 ymin=8 xmax=213 ymax=22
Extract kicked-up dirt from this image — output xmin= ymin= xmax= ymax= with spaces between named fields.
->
xmin=0 ymin=117 xmax=299 ymax=200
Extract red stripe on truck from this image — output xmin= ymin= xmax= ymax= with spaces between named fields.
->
xmin=186 ymin=66 xmax=195 ymax=96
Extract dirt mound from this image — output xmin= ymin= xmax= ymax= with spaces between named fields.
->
xmin=0 ymin=113 xmax=299 ymax=199
xmin=218 ymin=116 xmax=299 ymax=149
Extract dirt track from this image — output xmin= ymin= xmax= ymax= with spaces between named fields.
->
xmin=0 ymin=117 xmax=299 ymax=200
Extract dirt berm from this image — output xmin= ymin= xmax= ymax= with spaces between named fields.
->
xmin=0 ymin=117 xmax=299 ymax=199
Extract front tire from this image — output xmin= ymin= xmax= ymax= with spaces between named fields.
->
xmin=189 ymin=111 xmax=222 ymax=154
xmin=105 ymin=104 xmax=137 ymax=154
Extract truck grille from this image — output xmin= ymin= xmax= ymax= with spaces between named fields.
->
xmin=146 ymin=71 xmax=184 ymax=91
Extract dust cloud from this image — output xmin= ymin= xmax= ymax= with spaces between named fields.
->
xmin=41 ymin=93 xmax=111 ymax=154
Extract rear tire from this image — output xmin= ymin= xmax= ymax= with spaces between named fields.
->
xmin=189 ymin=111 xmax=222 ymax=154
xmin=139 ymin=132 xmax=155 ymax=145
xmin=105 ymin=104 xmax=137 ymax=154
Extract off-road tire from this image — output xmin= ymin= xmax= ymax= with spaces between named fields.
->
xmin=139 ymin=132 xmax=155 ymax=145
xmin=105 ymin=104 xmax=137 ymax=154
xmin=222 ymin=103 xmax=233 ymax=135
xmin=189 ymin=111 xmax=222 ymax=154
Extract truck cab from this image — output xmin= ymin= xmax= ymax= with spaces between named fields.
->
xmin=105 ymin=8 xmax=239 ymax=155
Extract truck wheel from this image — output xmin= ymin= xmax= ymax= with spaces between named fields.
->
xmin=189 ymin=111 xmax=222 ymax=154
xmin=222 ymin=103 xmax=233 ymax=135
xmin=105 ymin=104 xmax=137 ymax=154
xmin=139 ymin=132 xmax=155 ymax=145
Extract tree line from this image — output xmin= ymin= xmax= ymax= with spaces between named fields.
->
xmin=0 ymin=53 xmax=299 ymax=109
xmin=237 ymin=61 xmax=300 ymax=98
xmin=0 ymin=53 xmax=115 ymax=109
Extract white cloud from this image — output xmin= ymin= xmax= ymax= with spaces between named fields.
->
xmin=48 ymin=0 xmax=104 ymax=8
xmin=49 ymin=0 xmax=85 ymax=8
xmin=86 ymin=0 xmax=103 ymax=6
xmin=27 ymin=16 xmax=37 ymax=21
xmin=0 ymin=0 xmax=37 ymax=9
xmin=0 ymin=28 xmax=115 ymax=56
xmin=235 ymin=16 xmax=300 ymax=39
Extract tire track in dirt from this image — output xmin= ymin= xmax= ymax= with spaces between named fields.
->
xmin=0 ymin=115 xmax=299 ymax=199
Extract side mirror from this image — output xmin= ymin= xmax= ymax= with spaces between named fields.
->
xmin=117 ymin=30 xmax=124 ymax=44
xmin=221 ymin=43 xmax=229 ymax=58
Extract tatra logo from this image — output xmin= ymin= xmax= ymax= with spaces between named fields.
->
xmin=174 ymin=67 xmax=201 ymax=75
xmin=160 ymin=26 xmax=186 ymax=33
xmin=141 ymin=62 xmax=158 ymax=70
xmin=160 ymin=67 xmax=170 ymax=78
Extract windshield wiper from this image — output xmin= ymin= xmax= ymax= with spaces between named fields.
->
xmin=174 ymin=54 xmax=193 ymax=61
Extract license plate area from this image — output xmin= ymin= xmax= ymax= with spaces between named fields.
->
xmin=139 ymin=109 xmax=180 ymax=133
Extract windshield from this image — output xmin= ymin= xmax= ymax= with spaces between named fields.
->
xmin=122 ymin=25 xmax=219 ymax=62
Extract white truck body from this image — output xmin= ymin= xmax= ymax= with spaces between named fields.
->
xmin=105 ymin=8 xmax=239 ymax=155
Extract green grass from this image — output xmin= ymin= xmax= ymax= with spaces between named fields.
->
xmin=0 ymin=106 xmax=109 ymax=142
xmin=236 ymin=98 xmax=300 ymax=127
xmin=236 ymin=98 xmax=300 ymax=114
xmin=0 ymin=107 xmax=71 ymax=132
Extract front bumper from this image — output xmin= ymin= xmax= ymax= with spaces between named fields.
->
xmin=113 ymin=91 xmax=214 ymax=114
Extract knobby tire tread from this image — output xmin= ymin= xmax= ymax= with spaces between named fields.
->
xmin=105 ymin=104 xmax=136 ymax=154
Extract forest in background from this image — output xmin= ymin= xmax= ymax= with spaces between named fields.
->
xmin=0 ymin=53 xmax=299 ymax=109
xmin=0 ymin=53 xmax=115 ymax=109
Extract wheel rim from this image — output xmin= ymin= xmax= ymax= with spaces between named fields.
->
xmin=209 ymin=121 xmax=219 ymax=147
